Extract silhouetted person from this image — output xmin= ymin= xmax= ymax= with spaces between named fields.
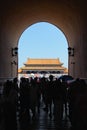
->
xmin=2 ymin=79 xmax=18 ymax=130
xmin=46 ymin=75 xmax=55 ymax=118
xmin=68 ymin=78 xmax=87 ymax=129
xmin=40 ymin=77 xmax=48 ymax=112
xmin=19 ymin=77 xmax=30 ymax=129
xmin=53 ymin=79 xmax=64 ymax=127
xmin=29 ymin=78 xmax=38 ymax=120
xmin=61 ymin=80 xmax=68 ymax=118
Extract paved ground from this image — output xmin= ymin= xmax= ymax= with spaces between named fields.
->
xmin=17 ymin=102 xmax=72 ymax=130
xmin=0 ymin=102 xmax=72 ymax=130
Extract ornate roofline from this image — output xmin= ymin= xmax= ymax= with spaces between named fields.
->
xmin=24 ymin=58 xmax=63 ymax=65
xmin=18 ymin=57 xmax=68 ymax=74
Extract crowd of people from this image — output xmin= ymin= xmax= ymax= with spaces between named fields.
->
xmin=0 ymin=75 xmax=87 ymax=130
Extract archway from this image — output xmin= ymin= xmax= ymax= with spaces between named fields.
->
xmin=0 ymin=0 xmax=87 ymax=79
xmin=18 ymin=22 xmax=68 ymax=79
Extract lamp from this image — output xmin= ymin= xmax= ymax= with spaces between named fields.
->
xmin=12 ymin=47 xmax=18 ymax=56
xmin=68 ymin=47 xmax=74 ymax=56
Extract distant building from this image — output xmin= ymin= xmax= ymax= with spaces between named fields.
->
xmin=18 ymin=58 xmax=68 ymax=78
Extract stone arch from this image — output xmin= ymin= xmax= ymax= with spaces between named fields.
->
xmin=0 ymin=0 xmax=87 ymax=79
xmin=18 ymin=21 xmax=68 ymax=75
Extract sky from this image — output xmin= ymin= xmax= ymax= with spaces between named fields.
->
xmin=18 ymin=22 xmax=68 ymax=69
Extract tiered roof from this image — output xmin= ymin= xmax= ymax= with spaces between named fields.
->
xmin=24 ymin=58 xmax=63 ymax=65
xmin=18 ymin=58 xmax=68 ymax=73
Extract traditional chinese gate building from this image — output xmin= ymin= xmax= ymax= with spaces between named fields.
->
xmin=18 ymin=58 xmax=68 ymax=78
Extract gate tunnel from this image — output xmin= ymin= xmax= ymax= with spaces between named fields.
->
xmin=0 ymin=0 xmax=87 ymax=79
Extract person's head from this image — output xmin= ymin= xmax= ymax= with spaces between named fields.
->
xmin=13 ymin=77 xmax=18 ymax=83
xmin=49 ymin=75 xmax=54 ymax=81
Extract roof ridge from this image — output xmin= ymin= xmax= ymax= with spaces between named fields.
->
xmin=27 ymin=58 xmax=59 ymax=60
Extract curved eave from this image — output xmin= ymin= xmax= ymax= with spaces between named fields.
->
xmin=21 ymin=66 xmax=66 ymax=71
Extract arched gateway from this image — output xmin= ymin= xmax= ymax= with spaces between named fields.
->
xmin=0 ymin=0 xmax=87 ymax=80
